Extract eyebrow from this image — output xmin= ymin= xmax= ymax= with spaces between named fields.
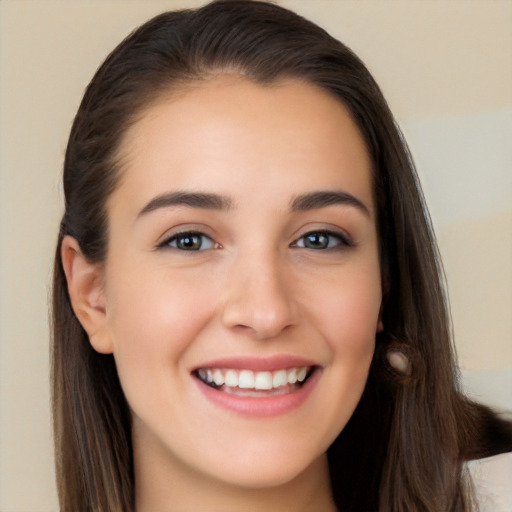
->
xmin=290 ymin=190 xmax=370 ymax=216
xmin=137 ymin=189 xmax=370 ymax=218
xmin=138 ymin=191 xmax=233 ymax=217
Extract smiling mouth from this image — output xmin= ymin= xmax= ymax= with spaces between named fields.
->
xmin=194 ymin=366 xmax=315 ymax=396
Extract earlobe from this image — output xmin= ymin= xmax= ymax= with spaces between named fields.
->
xmin=61 ymin=236 xmax=113 ymax=354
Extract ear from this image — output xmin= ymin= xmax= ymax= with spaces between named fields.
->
xmin=61 ymin=235 xmax=113 ymax=354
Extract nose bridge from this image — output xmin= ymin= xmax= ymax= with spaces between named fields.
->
xmin=221 ymin=246 xmax=296 ymax=339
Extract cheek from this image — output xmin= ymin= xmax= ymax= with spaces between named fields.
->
xmin=307 ymin=265 xmax=379 ymax=419
xmin=307 ymin=265 xmax=382 ymax=354
xmin=289 ymin=268 xmax=381 ymax=446
xmin=103 ymin=263 xmax=218 ymax=383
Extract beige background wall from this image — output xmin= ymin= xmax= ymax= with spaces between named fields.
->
xmin=1 ymin=1 xmax=510 ymax=510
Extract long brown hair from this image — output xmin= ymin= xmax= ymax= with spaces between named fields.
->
xmin=51 ymin=1 xmax=512 ymax=510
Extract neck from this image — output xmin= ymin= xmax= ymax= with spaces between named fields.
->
xmin=134 ymin=444 xmax=337 ymax=512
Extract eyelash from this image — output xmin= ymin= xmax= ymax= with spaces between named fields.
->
xmin=292 ymin=230 xmax=354 ymax=251
xmin=158 ymin=231 xmax=217 ymax=251
xmin=158 ymin=229 xmax=353 ymax=252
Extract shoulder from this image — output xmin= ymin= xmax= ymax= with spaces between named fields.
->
xmin=467 ymin=452 xmax=512 ymax=512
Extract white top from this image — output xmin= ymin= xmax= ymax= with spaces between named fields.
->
xmin=468 ymin=452 xmax=512 ymax=512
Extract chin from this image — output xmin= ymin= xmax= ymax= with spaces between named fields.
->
xmin=201 ymin=446 xmax=328 ymax=490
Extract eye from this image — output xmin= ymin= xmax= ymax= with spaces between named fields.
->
xmin=160 ymin=231 xmax=217 ymax=251
xmin=293 ymin=230 xmax=351 ymax=250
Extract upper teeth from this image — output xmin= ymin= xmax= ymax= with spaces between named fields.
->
xmin=197 ymin=367 xmax=310 ymax=390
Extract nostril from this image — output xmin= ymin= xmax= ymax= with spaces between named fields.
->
xmin=220 ymin=265 xmax=297 ymax=338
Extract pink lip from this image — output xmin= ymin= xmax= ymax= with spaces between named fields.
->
xmin=191 ymin=355 xmax=318 ymax=372
xmin=192 ymin=356 xmax=321 ymax=418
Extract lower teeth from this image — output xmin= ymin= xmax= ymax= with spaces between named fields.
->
xmin=222 ymin=383 xmax=300 ymax=397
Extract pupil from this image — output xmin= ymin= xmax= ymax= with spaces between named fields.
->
xmin=179 ymin=235 xmax=201 ymax=250
xmin=306 ymin=233 xmax=327 ymax=249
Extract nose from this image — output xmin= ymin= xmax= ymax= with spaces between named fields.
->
xmin=221 ymin=252 xmax=297 ymax=340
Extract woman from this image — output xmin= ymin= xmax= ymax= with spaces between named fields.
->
xmin=52 ymin=1 xmax=512 ymax=510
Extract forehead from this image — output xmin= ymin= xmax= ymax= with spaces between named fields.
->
xmin=112 ymin=74 xmax=374 ymax=217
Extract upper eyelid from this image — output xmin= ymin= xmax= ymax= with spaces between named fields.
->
xmin=156 ymin=225 xmax=214 ymax=244
xmin=293 ymin=229 xmax=353 ymax=246
xmin=157 ymin=229 xmax=215 ymax=249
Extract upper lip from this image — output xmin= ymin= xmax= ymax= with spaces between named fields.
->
xmin=191 ymin=355 xmax=318 ymax=372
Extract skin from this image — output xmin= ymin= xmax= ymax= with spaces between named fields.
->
xmin=63 ymin=75 xmax=383 ymax=512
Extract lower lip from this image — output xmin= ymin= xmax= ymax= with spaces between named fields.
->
xmin=194 ymin=369 xmax=320 ymax=418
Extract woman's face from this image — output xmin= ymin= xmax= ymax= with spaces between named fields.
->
xmin=94 ymin=75 xmax=382 ymax=489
